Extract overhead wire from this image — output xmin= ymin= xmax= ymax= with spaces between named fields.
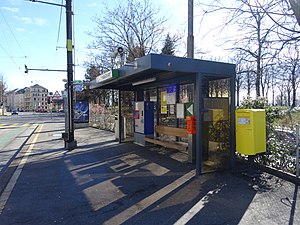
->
xmin=56 ymin=0 xmax=64 ymax=46
xmin=0 ymin=43 xmax=20 ymax=68
xmin=54 ymin=0 xmax=64 ymax=66
xmin=0 ymin=15 xmax=11 ymax=57
xmin=0 ymin=8 xmax=27 ymax=58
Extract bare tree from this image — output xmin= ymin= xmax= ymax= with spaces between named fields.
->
xmin=277 ymin=44 xmax=300 ymax=107
xmin=88 ymin=0 xmax=166 ymax=64
xmin=0 ymin=74 xmax=7 ymax=115
xmin=200 ymin=0 xmax=299 ymax=98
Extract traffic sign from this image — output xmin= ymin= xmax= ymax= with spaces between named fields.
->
xmin=73 ymin=80 xmax=83 ymax=84
xmin=185 ymin=102 xmax=194 ymax=116
xmin=73 ymin=84 xmax=83 ymax=91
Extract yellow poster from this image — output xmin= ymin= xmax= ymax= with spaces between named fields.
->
xmin=161 ymin=104 xmax=167 ymax=114
xmin=161 ymin=91 xmax=167 ymax=114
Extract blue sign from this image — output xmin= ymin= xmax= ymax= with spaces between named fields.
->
xmin=74 ymin=100 xmax=89 ymax=123
xmin=167 ymin=84 xmax=176 ymax=93
xmin=73 ymin=84 xmax=83 ymax=91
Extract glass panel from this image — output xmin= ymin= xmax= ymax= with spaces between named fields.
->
xmin=179 ymin=84 xmax=194 ymax=103
xmin=202 ymin=78 xmax=231 ymax=172
xmin=158 ymin=87 xmax=176 ymax=127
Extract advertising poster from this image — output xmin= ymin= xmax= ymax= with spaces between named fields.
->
xmin=166 ymin=85 xmax=176 ymax=104
xmin=176 ymin=103 xmax=185 ymax=118
xmin=74 ymin=100 xmax=89 ymax=123
xmin=161 ymin=104 xmax=167 ymax=114
xmin=161 ymin=91 xmax=167 ymax=114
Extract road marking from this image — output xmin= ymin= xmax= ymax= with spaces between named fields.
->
xmin=173 ymin=188 xmax=221 ymax=225
xmin=0 ymin=123 xmax=36 ymax=129
xmin=104 ymin=170 xmax=195 ymax=225
xmin=0 ymin=124 xmax=43 ymax=214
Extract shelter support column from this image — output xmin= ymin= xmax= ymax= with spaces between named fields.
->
xmin=156 ymin=88 xmax=159 ymax=126
xmin=118 ymin=90 xmax=122 ymax=143
xmin=195 ymin=72 xmax=203 ymax=175
xmin=230 ymin=74 xmax=236 ymax=168
xmin=135 ymin=90 xmax=144 ymax=101
xmin=188 ymin=134 xmax=196 ymax=163
xmin=176 ymin=84 xmax=180 ymax=140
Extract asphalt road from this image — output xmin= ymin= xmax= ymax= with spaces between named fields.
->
xmin=0 ymin=112 xmax=64 ymax=175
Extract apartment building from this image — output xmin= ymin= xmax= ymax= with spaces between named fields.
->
xmin=15 ymin=88 xmax=26 ymax=111
xmin=6 ymin=84 xmax=49 ymax=112
xmin=6 ymin=89 xmax=17 ymax=111
xmin=29 ymin=84 xmax=48 ymax=111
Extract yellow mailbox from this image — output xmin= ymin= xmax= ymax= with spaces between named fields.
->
xmin=236 ymin=109 xmax=266 ymax=155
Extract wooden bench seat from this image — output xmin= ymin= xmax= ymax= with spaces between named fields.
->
xmin=144 ymin=125 xmax=188 ymax=151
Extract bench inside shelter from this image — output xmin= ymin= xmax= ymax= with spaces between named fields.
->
xmin=144 ymin=125 xmax=188 ymax=152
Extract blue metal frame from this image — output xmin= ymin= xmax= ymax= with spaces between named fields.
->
xmin=90 ymin=54 xmax=236 ymax=175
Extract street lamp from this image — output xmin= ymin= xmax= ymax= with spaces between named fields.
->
xmin=27 ymin=0 xmax=77 ymax=150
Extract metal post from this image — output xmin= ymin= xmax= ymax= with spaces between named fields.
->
xmin=156 ymin=88 xmax=160 ymax=127
xmin=296 ymin=125 xmax=299 ymax=178
xmin=118 ymin=90 xmax=122 ymax=143
xmin=65 ymin=0 xmax=77 ymax=150
xmin=195 ymin=72 xmax=203 ymax=175
xmin=26 ymin=0 xmax=75 ymax=148
xmin=230 ymin=74 xmax=236 ymax=169
xmin=187 ymin=0 xmax=194 ymax=58
xmin=1 ymin=75 xmax=3 ymax=115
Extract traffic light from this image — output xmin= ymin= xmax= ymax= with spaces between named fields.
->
xmin=47 ymin=96 xmax=51 ymax=104
xmin=24 ymin=65 xmax=28 ymax=73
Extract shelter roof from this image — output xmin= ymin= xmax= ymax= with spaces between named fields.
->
xmin=90 ymin=54 xmax=235 ymax=91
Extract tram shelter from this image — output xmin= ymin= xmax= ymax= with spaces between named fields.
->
xmin=90 ymin=54 xmax=236 ymax=175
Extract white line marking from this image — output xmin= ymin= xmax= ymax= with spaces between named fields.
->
xmin=104 ymin=170 xmax=195 ymax=225
xmin=173 ymin=188 xmax=221 ymax=225
xmin=0 ymin=125 xmax=43 ymax=214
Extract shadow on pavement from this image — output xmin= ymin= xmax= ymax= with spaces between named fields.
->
xmin=0 ymin=127 xmax=298 ymax=225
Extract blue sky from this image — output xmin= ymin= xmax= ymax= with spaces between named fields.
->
xmin=1 ymin=0 xmax=106 ymax=92
xmin=0 ymin=0 xmax=226 ymax=93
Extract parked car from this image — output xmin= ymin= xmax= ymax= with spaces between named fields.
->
xmin=11 ymin=110 xmax=18 ymax=115
xmin=35 ymin=108 xmax=47 ymax=113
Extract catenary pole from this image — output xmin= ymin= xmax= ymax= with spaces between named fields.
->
xmin=289 ymin=0 xmax=300 ymax=26
xmin=65 ymin=0 xmax=77 ymax=150
xmin=27 ymin=0 xmax=77 ymax=150
xmin=187 ymin=0 xmax=194 ymax=58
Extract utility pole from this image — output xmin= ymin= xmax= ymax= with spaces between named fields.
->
xmin=27 ymin=0 xmax=77 ymax=150
xmin=0 ymin=75 xmax=4 ymax=116
xmin=65 ymin=0 xmax=77 ymax=150
xmin=289 ymin=0 xmax=300 ymax=26
xmin=187 ymin=0 xmax=194 ymax=58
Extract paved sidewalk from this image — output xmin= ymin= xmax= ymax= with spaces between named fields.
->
xmin=0 ymin=122 xmax=299 ymax=225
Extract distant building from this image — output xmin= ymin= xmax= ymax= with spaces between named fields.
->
xmin=15 ymin=88 xmax=26 ymax=111
xmin=29 ymin=84 xmax=48 ymax=112
xmin=51 ymin=90 xmax=63 ymax=112
xmin=6 ymin=89 xmax=18 ymax=111
xmin=6 ymin=84 xmax=49 ymax=112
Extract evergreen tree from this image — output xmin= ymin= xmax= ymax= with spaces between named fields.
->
xmin=161 ymin=34 xmax=175 ymax=55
